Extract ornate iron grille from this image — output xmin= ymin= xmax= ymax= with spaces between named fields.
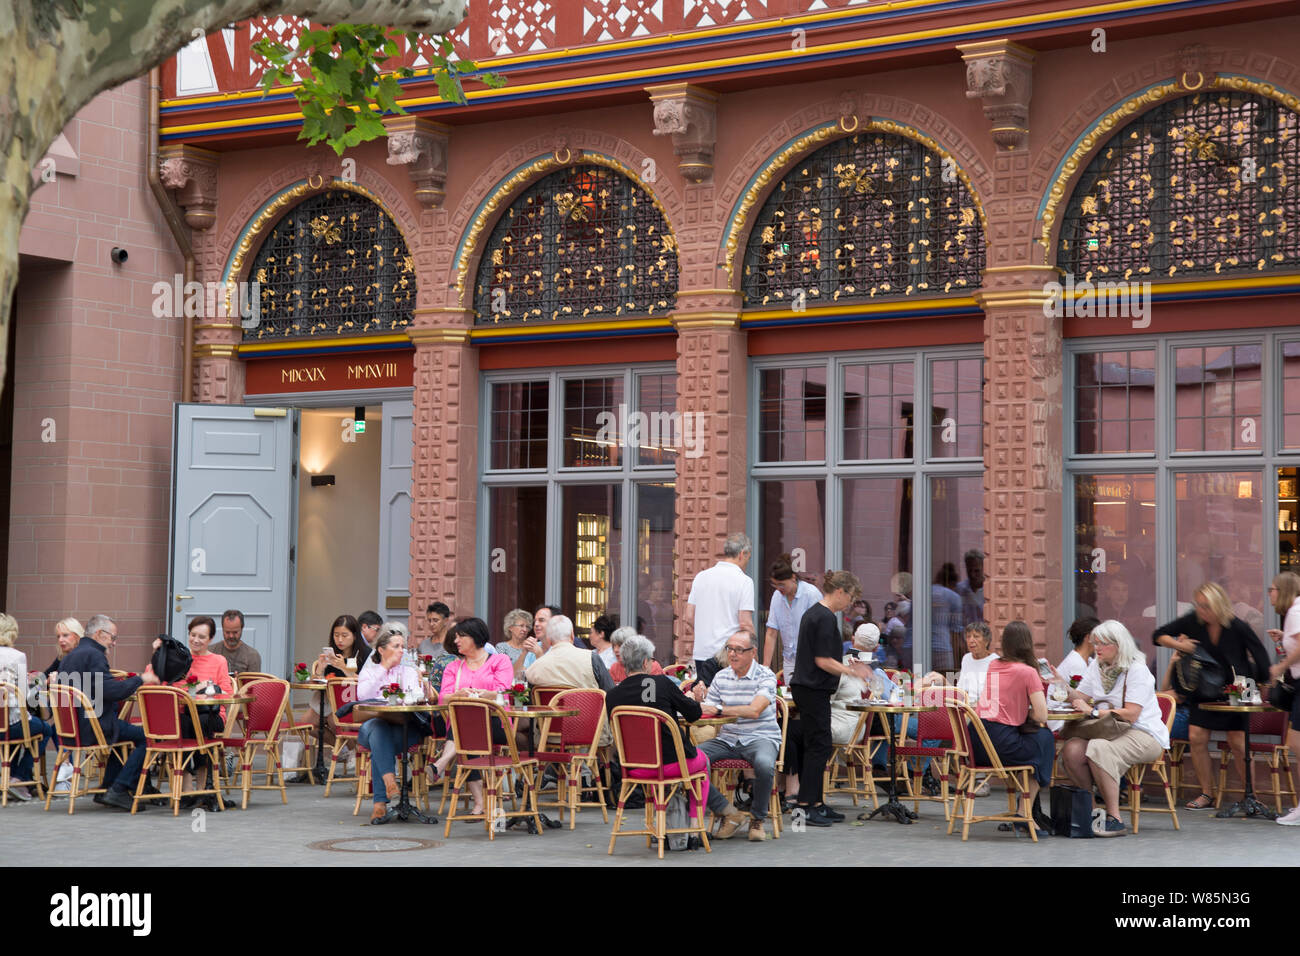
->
xmin=473 ymin=164 xmax=678 ymax=324
xmin=742 ymin=132 xmax=984 ymax=307
xmin=1060 ymin=91 xmax=1300 ymax=280
xmin=246 ymin=189 xmax=415 ymax=340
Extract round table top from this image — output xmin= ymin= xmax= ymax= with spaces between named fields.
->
xmin=1047 ymin=709 xmax=1088 ymax=721
xmin=846 ymin=700 xmax=938 ymax=714
xmin=1199 ymin=702 xmax=1279 ymax=713
xmin=502 ymin=705 xmax=578 ymax=718
xmin=290 ymin=680 xmax=330 ymax=691
xmin=354 ymin=701 xmax=443 ymax=714
xmin=193 ymin=694 xmax=253 ymax=706
xmin=683 ymin=715 xmax=739 ymax=726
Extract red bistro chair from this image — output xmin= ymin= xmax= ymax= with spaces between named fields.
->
xmin=444 ymin=698 xmax=541 ymax=839
xmin=1216 ymin=706 xmax=1296 ymax=815
xmin=1125 ymin=691 xmax=1181 ymax=833
xmin=132 ymin=686 xmax=226 ymax=815
xmin=709 ymin=696 xmax=790 ymax=839
xmin=323 ymin=678 xmax=367 ymax=797
xmin=43 ymin=683 xmax=131 ymax=814
xmin=895 ymin=685 xmax=967 ymax=821
xmin=0 ymin=681 xmax=45 ymax=805
xmin=533 ymin=688 xmax=610 ymax=828
xmin=216 ymin=677 xmax=292 ymax=810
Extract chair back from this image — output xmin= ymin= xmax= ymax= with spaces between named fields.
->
xmin=447 ymin=698 xmax=518 ymax=761
xmin=240 ymin=678 xmax=289 ymax=736
xmin=1250 ymin=707 xmax=1287 ymax=738
xmin=327 ymin=678 xmax=360 ymax=729
xmin=48 ymin=683 xmax=107 ymax=749
xmin=0 ymin=681 xmax=30 ymax=741
xmin=138 ymin=686 xmax=211 ymax=746
xmin=609 ymin=706 xmax=692 ymax=780
xmin=955 ymin=702 xmax=1013 ymax=772
xmin=1155 ymin=691 xmax=1177 ymax=731
xmin=913 ymin=688 xmax=964 ymax=745
xmin=234 ymin=671 xmax=278 ymax=691
xmin=531 ymin=686 xmax=565 ymax=707
xmin=551 ymin=688 xmax=606 ymax=749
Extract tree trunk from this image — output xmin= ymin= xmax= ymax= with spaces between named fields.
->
xmin=0 ymin=0 xmax=467 ymax=371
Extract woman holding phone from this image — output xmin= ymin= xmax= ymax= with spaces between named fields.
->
xmin=306 ymin=615 xmax=372 ymax=755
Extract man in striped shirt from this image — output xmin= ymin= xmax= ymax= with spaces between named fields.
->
xmin=689 ymin=627 xmax=782 ymax=842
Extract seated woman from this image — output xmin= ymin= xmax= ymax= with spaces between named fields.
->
xmin=356 ymin=622 xmax=436 ymax=824
xmin=43 ymin=616 xmax=83 ymax=679
xmin=169 ymin=616 xmax=233 ymax=811
xmin=605 ymin=634 xmax=710 ymax=824
xmin=0 ymin=613 xmax=54 ymax=801
xmin=495 ymin=608 xmax=540 ymax=683
xmin=439 ymin=617 xmax=514 ymax=817
xmin=306 ymin=615 xmax=371 ymax=759
xmin=1060 ymin=619 xmax=1169 ymax=837
xmin=609 ymin=626 xmax=663 ymax=683
xmin=919 ymin=621 xmax=999 ymax=701
xmin=1057 ymin=616 xmax=1099 ymax=684
xmin=970 ymin=620 xmax=1054 ymax=833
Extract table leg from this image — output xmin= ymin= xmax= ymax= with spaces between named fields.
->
xmin=384 ymin=719 xmax=437 ymax=824
xmin=311 ymin=690 xmax=328 ymax=785
xmin=858 ymin=714 xmax=917 ymax=824
xmin=1215 ymin=726 xmax=1277 ymax=820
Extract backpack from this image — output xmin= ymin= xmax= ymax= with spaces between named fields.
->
xmin=150 ymin=633 xmax=193 ymax=683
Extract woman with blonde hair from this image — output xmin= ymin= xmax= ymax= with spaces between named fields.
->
xmin=43 ymin=617 xmax=84 ymax=677
xmin=1154 ymin=581 xmax=1269 ymax=810
xmin=1267 ymin=571 xmax=1300 ymax=824
xmin=1 ymin=614 xmax=54 ymax=800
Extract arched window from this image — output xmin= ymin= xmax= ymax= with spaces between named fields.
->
xmin=742 ymin=131 xmax=984 ymax=307
xmin=245 ymin=189 xmax=415 ymax=340
xmin=473 ymin=164 xmax=678 ymax=324
xmin=1060 ymin=90 xmax=1300 ymax=279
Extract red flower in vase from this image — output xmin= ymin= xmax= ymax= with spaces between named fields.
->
xmin=1068 ymin=674 xmax=1082 ymax=688
xmin=184 ymin=674 xmax=198 ymax=686
xmin=382 ymin=682 xmax=403 ymax=699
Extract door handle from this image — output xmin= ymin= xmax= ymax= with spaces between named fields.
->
xmin=175 ymin=594 xmax=194 ymax=600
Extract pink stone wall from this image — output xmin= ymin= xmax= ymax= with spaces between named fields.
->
xmin=12 ymin=78 xmax=185 ymax=672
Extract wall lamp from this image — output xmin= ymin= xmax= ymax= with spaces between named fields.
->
xmin=310 ymin=474 xmax=336 ymax=488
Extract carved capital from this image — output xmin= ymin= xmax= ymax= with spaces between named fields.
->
xmin=384 ymin=116 xmax=451 ymax=208
xmin=957 ymin=39 xmax=1035 ymax=153
xmin=158 ymin=144 xmax=219 ymax=230
xmin=646 ymin=83 xmax=718 ymax=183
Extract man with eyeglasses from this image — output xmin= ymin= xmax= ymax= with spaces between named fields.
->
xmin=688 ymin=627 xmax=782 ymax=842
xmin=55 ymin=613 xmax=159 ymax=810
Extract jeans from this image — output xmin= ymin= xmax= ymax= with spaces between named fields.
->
xmin=8 ymin=717 xmax=54 ymax=780
xmin=700 ymin=736 xmax=780 ymax=821
xmin=357 ymin=717 xmax=430 ymax=806
xmin=84 ymin=719 xmax=146 ymax=792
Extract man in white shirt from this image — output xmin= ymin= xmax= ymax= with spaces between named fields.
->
xmin=685 ymin=532 xmax=756 ymax=686
xmin=763 ymin=558 xmax=822 ymax=679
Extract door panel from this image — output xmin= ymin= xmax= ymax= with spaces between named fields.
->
xmin=170 ymin=405 xmax=297 ymax=675
xmin=378 ymin=400 xmax=413 ymax=625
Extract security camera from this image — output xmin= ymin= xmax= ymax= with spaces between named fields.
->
xmin=110 ymin=247 xmax=128 ymax=264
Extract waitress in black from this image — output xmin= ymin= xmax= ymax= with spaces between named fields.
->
xmin=1153 ymin=581 xmax=1269 ymax=810
xmin=790 ymin=570 xmax=872 ymax=827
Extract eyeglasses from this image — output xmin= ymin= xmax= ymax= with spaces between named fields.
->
xmin=725 ymin=646 xmax=753 ymax=655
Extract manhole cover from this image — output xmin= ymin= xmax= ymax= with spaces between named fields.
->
xmin=308 ymin=837 xmax=443 ymax=853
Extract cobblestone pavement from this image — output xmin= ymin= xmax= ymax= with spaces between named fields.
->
xmin=3 ymin=779 xmax=1293 ymax=866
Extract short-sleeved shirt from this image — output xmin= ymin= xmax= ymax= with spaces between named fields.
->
xmin=976 ymin=659 xmax=1041 ymax=727
xmin=687 ymin=561 xmax=755 ymax=661
xmin=704 ymin=662 xmax=781 ymax=744
xmin=766 ymin=581 xmax=823 ymax=667
xmin=1075 ymin=658 xmax=1169 ymax=748
xmin=791 ymin=602 xmax=840 ymax=693
xmin=957 ymin=652 xmax=998 ymax=702
xmin=1281 ymin=597 xmax=1300 ymax=680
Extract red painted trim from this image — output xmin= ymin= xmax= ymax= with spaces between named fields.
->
xmin=748 ymin=315 xmax=983 ymax=356
xmin=1062 ymin=295 xmax=1300 ymax=338
xmin=477 ymin=335 xmax=676 ymax=369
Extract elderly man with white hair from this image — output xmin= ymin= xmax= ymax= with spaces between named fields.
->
xmin=525 ymin=614 xmax=615 ymax=693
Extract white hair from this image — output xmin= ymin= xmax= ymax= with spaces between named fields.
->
xmin=1090 ymin=619 xmax=1140 ymax=671
xmin=609 ymin=626 xmax=638 ymax=648
xmin=545 ymin=614 xmax=575 ymax=644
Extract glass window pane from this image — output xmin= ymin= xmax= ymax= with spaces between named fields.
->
xmin=1175 ymin=470 xmax=1267 ymax=645
xmin=490 ymin=381 xmax=549 ymax=470
xmin=1073 ymin=474 xmax=1157 ymax=668
xmin=563 ymin=376 xmax=624 ymax=468
xmin=843 ymin=477 xmax=914 ymax=671
xmin=843 ymin=361 xmax=913 ymax=460
xmin=1173 ymin=345 xmax=1262 ymax=452
xmin=635 ymin=482 xmax=676 ymax=662
xmin=930 ymin=358 xmax=982 ymax=458
xmin=562 ymin=484 xmax=623 ymax=642
xmin=486 ymin=486 xmax=548 ymax=637
xmin=759 ymin=366 xmax=827 ymax=462
xmin=1074 ymin=349 xmax=1154 ymax=454
xmin=635 ymin=373 xmax=679 ymax=467
xmin=929 ymin=476 xmax=984 ymax=671
xmin=757 ymin=479 xmax=826 ymax=649
xmin=1283 ymin=342 xmax=1300 ymax=450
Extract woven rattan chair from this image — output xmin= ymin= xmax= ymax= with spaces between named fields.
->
xmin=43 ymin=683 xmax=131 ymax=814
xmin=0 ymin=680 xmax=45 ymax=805
xmin=1125 ymin=691 xmax=1181 ymax=833
xmin=132 ymin=686 xmax=227 ymax=815
xmin=947 ymin=701 xmax=1037 ymax=841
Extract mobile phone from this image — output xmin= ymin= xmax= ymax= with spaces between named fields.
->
xmin=1037 ymin=658 xmax=1054 ymax=680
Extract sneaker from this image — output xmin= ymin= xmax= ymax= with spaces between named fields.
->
xmin=6 ymin=784 xmax=32 ymax=802
xmin=818 ymin=804 xmax=845 ymax=822
xmin=972 ymin=776 xmax=991 ymax=797
xmin=1276 ymin=806 xmax=1300 ymax=826
xmin=806 ymin=805 xmax=838 ymax=826
xmin=715 ymin=810 xmax=750 ymax=839
xmin=793 ymin=806 xmax=832 ymax=828
xmin=54 ymin=764 xmax=73 ymax=794
xmin=748 ymin=818 xmax=768 ymax=842
xmin=1096 ymin=814 xmax=1127 ymax=837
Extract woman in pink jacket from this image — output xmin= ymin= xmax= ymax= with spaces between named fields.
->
xmin=439 ymin=617 xmax=513 ymax=817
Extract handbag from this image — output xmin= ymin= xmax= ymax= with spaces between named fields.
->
xmin=1049 ymin=784 xmax=1095 ymax=838
xmin=1270 ymin=672 xmax=1296 ymax=713
xmin=1061 ymin=672 xmax=1129 ymax=741
xmin=1171 ymin=644 xmax=1227 ymax=703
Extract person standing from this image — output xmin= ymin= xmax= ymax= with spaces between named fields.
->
xmin=1267 ymin=572 xmax=1300 ymax=825
xmin=762 ymin=555 xmax=822 ymax=680
xmin=684 ymin=532 xmax=755 ymax=686
xmin=790 ymin=570 xmax=871 ymax=827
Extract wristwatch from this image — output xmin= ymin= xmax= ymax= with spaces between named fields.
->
xmin=1090 ymin=707 xmax=1100 ymax=719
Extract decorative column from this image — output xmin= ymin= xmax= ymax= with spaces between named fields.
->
xmin=384 ymin=116 xmax=451 ymax=208
xmin=672 ymin=289 xmax=747 ymax=662
xmin=957 ymin=40 xmax=1035 ymax=153
xmin=407 ymin=308 xmax=479 ymax=633
xmin=974 ymin=263 xmax=1063 ymax=657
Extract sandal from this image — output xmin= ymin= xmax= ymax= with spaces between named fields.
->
xmin=1185 ymin=793 xmax=1214 ymax=810
xmin=425 ymin=765 xmax=442 ymax=786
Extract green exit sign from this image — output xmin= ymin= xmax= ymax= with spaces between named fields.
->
xmin=354 ymin=420 xmax=366 ymax=434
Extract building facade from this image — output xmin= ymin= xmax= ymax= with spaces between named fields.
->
xmin=9 ymin=0 xmax=1300 ymax=675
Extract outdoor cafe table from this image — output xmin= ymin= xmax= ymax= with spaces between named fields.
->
xmin=846 ymin=700 xmax=938 ymax=825
xmin=354 ymin=701 xmax=446 ymax=824
xmin=1200 ymin=702 xmax=1281 ymax=820
xmin=290 ymin=680 xmax=331 ymax=784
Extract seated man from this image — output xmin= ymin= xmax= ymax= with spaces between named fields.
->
xmin=524 ymin=614 xmax=615 ymax=693
xmin=55 ymin=614 xmax=159 ymax=810
xmin=213 ymin=609 xmax=262 ymax=676
xmin=690 ymin=627 xmax=782 ymax=842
